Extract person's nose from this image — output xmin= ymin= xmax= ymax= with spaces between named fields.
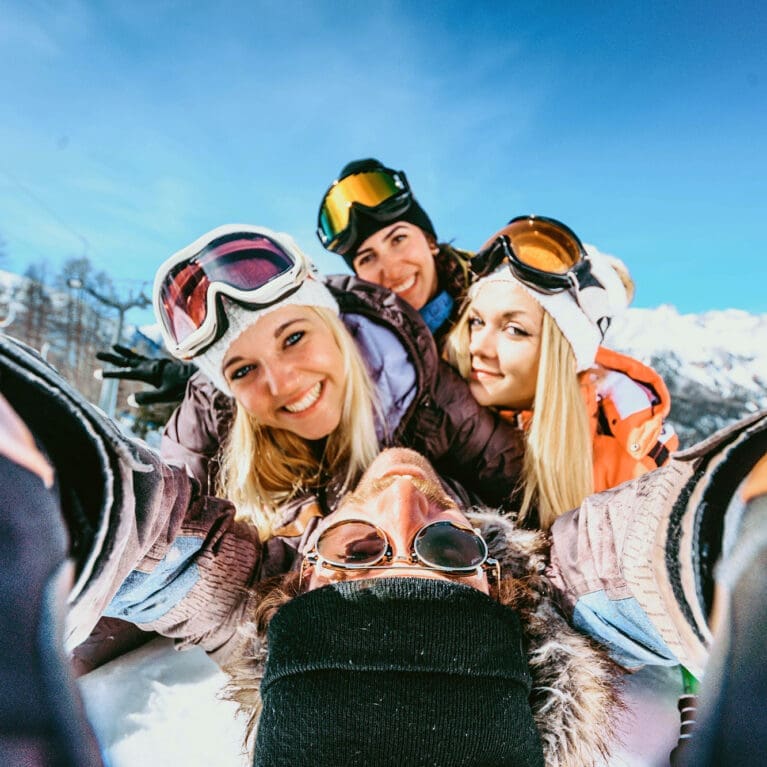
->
xmin=373 ymin=478 xmax=432 ymax=558
xmin=261 ymin=358 xmax=296 ymax=397
xmin=468 ymin=324 xmax=495 ymax=360
xmin=377 ymin=252 xmax=400 ymax=285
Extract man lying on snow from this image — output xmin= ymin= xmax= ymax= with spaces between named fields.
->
xmin=1 ymin=331 xmax=766 ymax=766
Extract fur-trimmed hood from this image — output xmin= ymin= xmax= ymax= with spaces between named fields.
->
xmin=224 ymin=512 xmax=624 ymax=767
xmin=475 ymin=511 xmax=624 ymax=766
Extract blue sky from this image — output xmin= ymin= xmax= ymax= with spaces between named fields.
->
xmin=1 ymin=0 xmax=765 ymax=327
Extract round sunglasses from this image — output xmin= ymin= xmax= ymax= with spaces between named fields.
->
xmin=301 ymin=519 xmax=500 ymax=587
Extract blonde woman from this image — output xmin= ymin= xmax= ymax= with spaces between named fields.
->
xmin=154 ymin=224 xmax=526 ymax=541
xmin=445 ymin=215 xmax=678 ymax=529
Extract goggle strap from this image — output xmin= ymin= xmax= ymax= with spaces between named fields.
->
xmin=469 ymin=238 xmax=505 ymax=278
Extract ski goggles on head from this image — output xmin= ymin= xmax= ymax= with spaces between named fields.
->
xmin=300 ymin=518 xmax=500 ymax=588
xmin=317 ymin=167 xmax=412 ymax=252
xmin=470 ymin=215 xmax=596 ymax=295
xmin=153 ymin=225 xmax=310 ymax=359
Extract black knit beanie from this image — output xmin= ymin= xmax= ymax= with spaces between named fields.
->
xmin=327 ymin=158 xmax=437 ymax=265
xmin=254 ymin=577 xmax=544 ymax=767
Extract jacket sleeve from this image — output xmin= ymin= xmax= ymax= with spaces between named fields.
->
xmin=407 ymin=359 xmax=526 ymax=510
xmin=0 ymin=335 xmax=263 ymax=665
xmin=161 ymin=371 xmax=234 ymax=494
xmin=546 ymin=462 xmax=695 ymax=671
xmin=97 ymin=460 xmax=266 ymax=663
xmin=64 ymin=416 xmax=266 ymax=664
xmin=546 ymin=410 xmax=767 ymax=680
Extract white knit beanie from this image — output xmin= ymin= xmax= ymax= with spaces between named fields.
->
xmin=469 ymin=246 xmax=629 ymax=373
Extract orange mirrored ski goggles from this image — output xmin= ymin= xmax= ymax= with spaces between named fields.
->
xmin=471 ymin=215 xmax=595 ymax=294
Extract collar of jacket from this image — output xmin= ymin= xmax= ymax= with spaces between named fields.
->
xmin=325 ymin=274 xmax=441 ymax=441
xmin=419 ymin=288 xmax=454 ymax=334
xmin=498 ymin=345 xmax=675 ymax=462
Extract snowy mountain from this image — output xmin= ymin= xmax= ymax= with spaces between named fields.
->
xmin=605 ymin=305 xmax=767 ymax=446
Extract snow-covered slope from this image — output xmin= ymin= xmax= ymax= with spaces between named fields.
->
xmin=78 ymin=639 xmax=250 ymax=766
xmin=605 ymin=305 xmax=767 ymax=445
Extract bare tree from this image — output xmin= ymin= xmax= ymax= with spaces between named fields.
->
xmin=4 ymin=253 xmax=152 ymax=414
xmin=19 ymin=263 xmax=53 ymax=351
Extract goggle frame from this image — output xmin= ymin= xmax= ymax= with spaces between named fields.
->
xmin=316 ymin=167 xmax=413 ymax=255
xmin=153 ymin=225 xmax=311 ymax=360
xmin=470 ymin=215 xmax=595 ymax=296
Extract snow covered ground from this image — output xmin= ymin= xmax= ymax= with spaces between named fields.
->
xmin=78 ymin=637 xmax=683 ymax=766
xmin=78 ymin=639 xmax=250 ymax=766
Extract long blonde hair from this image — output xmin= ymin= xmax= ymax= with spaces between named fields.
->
xmin=442 ymin=305 xmax=473 ymax=379
xmin=518 ymin=313 xmax=593 ymax=528
xmin=445 ymin=306 xmax=593 ymax=529
xmin=217 ymin=307 xmax=381 ymax=540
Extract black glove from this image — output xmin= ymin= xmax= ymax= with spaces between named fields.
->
xmin=95 ymin=345 xmax=195 ymax=406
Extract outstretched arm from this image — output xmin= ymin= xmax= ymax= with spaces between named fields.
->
xmin=2 ymin=335 xmax=264 ymax=660
xmin=547 ymin=410 xmax=767 ymax=680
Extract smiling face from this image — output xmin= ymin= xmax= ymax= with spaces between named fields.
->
xmin=466 ymin=281 xmax=544 ymax=411
xmin=352 ymin=222 xmax=439 ymax=310
xmin=222 ymin=305 xmax=346 ymax=441
xmin=304 ymin=448 xmax=490 ymax=594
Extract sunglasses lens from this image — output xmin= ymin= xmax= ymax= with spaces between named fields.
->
xmin=505 ymin=217 xmax=583 ymax=274
xmin=414 ymin=521 xmax=486 ymax=571
xmin=317 ymin=521 xmax=388 ymax=567
xmin=158 ymin=234 xmax=296 ymax=347
xmin=318 ymin=169 xmax=405 ymax=246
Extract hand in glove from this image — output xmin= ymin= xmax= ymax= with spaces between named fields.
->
xmin=95 ymin=345 xmax=194 ymax=406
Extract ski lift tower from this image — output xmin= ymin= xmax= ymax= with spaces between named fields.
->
xmin=67 ymin=278 xmax=150 ymax=418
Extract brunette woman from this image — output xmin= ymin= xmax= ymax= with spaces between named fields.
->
xmin=316 ymin=158 xmax=472 ymax=347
